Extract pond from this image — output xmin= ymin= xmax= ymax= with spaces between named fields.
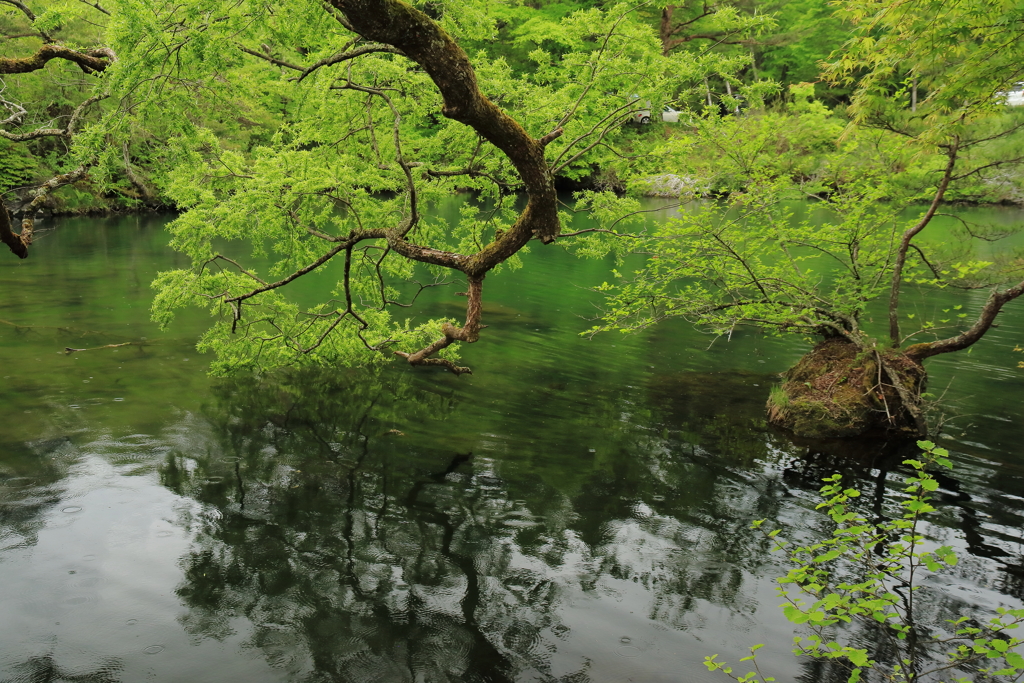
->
xmin=0 ymin=203 xmax=1022 ymax=683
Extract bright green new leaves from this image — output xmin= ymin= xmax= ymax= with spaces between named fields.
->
xmin=589 ymin=174 xmax=904 ymax=340
xmin=709 ymin=442 xmax=1024 ymax=683
xmin=92 ymin=0 xmax=688 ymax=373
xmin=831 ymin=0 xmax=1024 ymax=127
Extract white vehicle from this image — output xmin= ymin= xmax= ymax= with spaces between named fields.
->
xmin=1002 ymin=83 xmax=1024 ymax=106
xmin=633 ymin=104 xmax=682 ymax=124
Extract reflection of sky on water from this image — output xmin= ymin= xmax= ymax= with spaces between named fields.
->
xmin=0 ymin=206 xmax=1023 ymax=682
xmin=0 ymin=452 xmax=246 ymax=682
xmin=2 ymin=381 xmax=1019 ymax=683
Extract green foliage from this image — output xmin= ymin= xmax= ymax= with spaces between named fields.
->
xmin=828 ymin=0 xmax=1024 ymax=145
xmin=0 ymin=140 xmax=37 ymax=194
xmin=86 ymin=0 xmax=701 ymax=372
xmin=589 ymin=173 xmax=914 ymax=339
xmin=707 ymin=441 xmax=1024 ymax=682
xmin=755 ymin=0 xmax=849 ymax=97
xmin=590 ymin=145 xmax=1021 ymax=350
xmin=593 ymin=0 xmax=1024 ymax=360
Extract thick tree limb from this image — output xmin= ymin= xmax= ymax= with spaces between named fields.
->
xmin=0 ymin=44 xmax=113 ymax=74
xmin=887 ymin=139 xmax=958 ymax=345
xmin=0 ymin=197 xmax=28 ymax=258
xmin=906 ymin=279 xmax=1024 ymax=361
xmin=326 ymin=0 xmax=560 ymax=250
xmin=319 ymin=0 xmax=567 ymax=372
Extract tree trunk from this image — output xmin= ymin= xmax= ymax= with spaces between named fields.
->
xmin=660 ymin=6 xmax=676 ymax=56
xmin=0 ymin=198 xmax=29 ymax=259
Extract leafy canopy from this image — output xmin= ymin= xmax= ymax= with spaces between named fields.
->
xmin=93 ymin=0 xmax=696 ymax=374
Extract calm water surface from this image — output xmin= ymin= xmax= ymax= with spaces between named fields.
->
xmin=0 ymin=204 xmax=1023 ymax=683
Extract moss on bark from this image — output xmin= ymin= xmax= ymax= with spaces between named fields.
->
xmin=767 ymin=338 xmax=926 ymax=439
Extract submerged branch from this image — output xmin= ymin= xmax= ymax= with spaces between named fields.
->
xmin=64 ymin=340 xmax=153 ymax=354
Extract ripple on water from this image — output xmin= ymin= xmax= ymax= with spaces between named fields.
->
xmin=66 ymin=575 xmax=103 ymax=590
xmin=2 ymin=477 xmax=35 ymax=488
xmin=617 ymin=645 xmax=641 ymax=658
xmin=61 ymin=506 xmax=83 ymax=514
xmin=142 ymin=645 xmax=164 ymax=655
xmin=424 ymin=634 xmax=471 ymax=672
xmin=63 ymin=595 xmax=95 ymax=606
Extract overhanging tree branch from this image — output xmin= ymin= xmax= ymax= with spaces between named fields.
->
xmin=906 ymin=278 xmax=1024 ymax=361
xmin=0 ymin=44 xmax=114 ymax=74
xmin=320 ymin=0 xmax=566 ymax=373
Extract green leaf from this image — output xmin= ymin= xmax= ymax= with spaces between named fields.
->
xmin=1004 ymin=651 xmax=1024 ymax=669
xmin=784 ymin=605 xmax=810 ymax=624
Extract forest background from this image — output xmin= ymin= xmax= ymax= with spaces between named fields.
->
xmin=3 ymin=0 xmax=1024 ymax=440
xmin=5 ymin=0 xmax=1023 ymax=213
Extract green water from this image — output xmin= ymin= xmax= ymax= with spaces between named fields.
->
xmin=0 ymin=204 xmax=1023 ymax=683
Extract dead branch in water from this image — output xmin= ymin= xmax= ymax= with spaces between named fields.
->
xmin=64 ymin=340 xmax=155 ymax=354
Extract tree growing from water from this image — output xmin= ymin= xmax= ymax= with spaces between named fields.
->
xmin=591 ymin=0 xmax=1024 ymax=439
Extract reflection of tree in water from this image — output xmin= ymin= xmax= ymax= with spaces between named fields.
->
xmin=0 ymin=437 xmax=79 ymax=553
xmin=161 ymin=369 xmax=578 ymax=682
xmin=647 ymin=370 xmax=1024 ymax=682
xmin=161 ymin=368 xmax=808 ymax=682
xmin=159 ymin=367 xmax=1024 ymax=682
xmin=2 ymin=652 xmax=123 ymax=683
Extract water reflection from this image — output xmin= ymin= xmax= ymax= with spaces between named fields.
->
xmin=162 ymin=370 xmax=573 ymax=681
xmin=2 ymin=653 xmax=124 ymax=683
xmin=151 ymin=365 xmax=1019 ymax=682
xmin=1 ymin=362 xmax=1022 ymax=682
xmin=1 ymin=208 xmax=1023 ymax=682
xmin=0 ymin=437 xmax=80 ymax=553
